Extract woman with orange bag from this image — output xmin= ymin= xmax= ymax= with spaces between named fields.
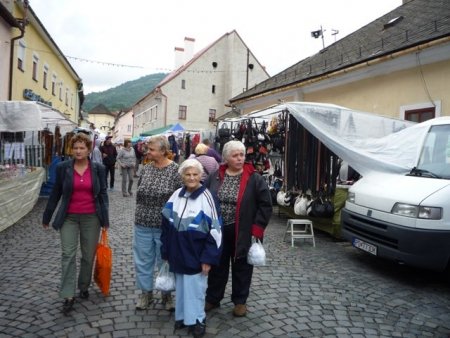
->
xmin=42 ymin=132 xmax=109 ymax=315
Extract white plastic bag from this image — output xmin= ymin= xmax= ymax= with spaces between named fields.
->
xmin=247 ymin=239 xmax=266 ymax=266
xmin=294 ymin=195 xmax=308 ymax=216
xmin=155 ymin=261 xmax=175 ymax=292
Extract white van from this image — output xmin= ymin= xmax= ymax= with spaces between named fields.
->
xmin=342 ymin=119 xmax=450 ymax=272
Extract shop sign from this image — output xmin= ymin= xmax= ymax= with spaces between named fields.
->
xmin=23 ymin=89 xmax=52 ymax=107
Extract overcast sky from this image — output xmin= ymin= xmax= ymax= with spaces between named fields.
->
xmin=29 ymin=0 xmax=402 ymax=94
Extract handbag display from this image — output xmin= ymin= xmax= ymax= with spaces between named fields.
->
xmin=94 ymin=228 xmax=112 ymax=296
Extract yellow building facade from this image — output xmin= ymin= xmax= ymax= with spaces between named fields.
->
xmin=10 ymin=1 xmax=82 ymax=124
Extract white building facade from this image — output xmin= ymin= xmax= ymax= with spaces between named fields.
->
xmin=133 ymin=31 xmax=269 ymax=136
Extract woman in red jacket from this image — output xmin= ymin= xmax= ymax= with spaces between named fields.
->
xmin=204 ymin=140 xmax=272 ymax=317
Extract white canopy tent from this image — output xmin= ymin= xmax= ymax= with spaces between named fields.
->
xmin=0 ymin=101 xmax=77 ymax=133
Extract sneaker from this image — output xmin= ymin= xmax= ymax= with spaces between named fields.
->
xmin=123 ymin=193 xmax=130 ymax=197
xmin=192 ymin=319 xmax=206 ymax=338
xmin=204 ymin=301 xmax=219 ymax=312
xmin=232 ymin=304 xmax=247 ymax=317
xmin=136 ymin=292 xmax=153 ymax=310
xmin=62 ymin=297 xmax=75 ymax=315
xmin=128 ymin=191 xmax=133 ymax=196
xmin=161 ymin=293 xmax=175 ymax=312
xmin=79 ymin=290 xmax=89 ymax=299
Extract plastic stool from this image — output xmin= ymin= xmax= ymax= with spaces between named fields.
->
xmin=283 ymin=219 xmax=315 ymax=247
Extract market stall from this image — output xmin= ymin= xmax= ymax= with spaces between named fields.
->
xmin=216 ymin=102 xmax=415 ymax=238
xmin=0 ymin=101 xmax=76 ymax=232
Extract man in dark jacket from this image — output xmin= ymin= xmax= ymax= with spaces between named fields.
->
xmin=100 ymin=136 xmax=118 ymax=190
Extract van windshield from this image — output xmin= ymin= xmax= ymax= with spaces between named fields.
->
xmin=416 ymin=124 xmax=450 ymax=179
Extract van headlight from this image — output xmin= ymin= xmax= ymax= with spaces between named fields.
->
xmin=347 ymin=192 xmax=355 ymax=203
xmin=391 ymin=203 xmax=442 ymax=219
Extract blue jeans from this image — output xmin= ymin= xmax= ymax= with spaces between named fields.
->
xmin=133 ymin=225 xmax=163 ymax=292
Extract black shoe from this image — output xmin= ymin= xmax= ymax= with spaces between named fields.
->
xmin=173 ymin=320 xmax=189 ymax=334
xmin=62 ymin=298 xmax=75 ymax=315
xmin=174 ymin=320 xmax=187 ymax=330
xmin=204 ymin=301 xmax=220 ymax=312
xmin=79 ymin=290 xmax=89 ymax=299
xmin=192 ymin=319 xmax=206 ymax=338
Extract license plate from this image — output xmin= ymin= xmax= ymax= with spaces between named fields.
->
xmin=353 ymin=238 xmax=377 ymax=256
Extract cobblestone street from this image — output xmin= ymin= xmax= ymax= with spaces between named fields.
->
xmin=1 ymin=182 xmax=450 ymax=338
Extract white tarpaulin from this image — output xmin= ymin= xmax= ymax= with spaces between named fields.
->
xmin=222 ymin=102 xmax=427 ymax=176
xmin=0 ymin=167 xmax=45 ymax=232
xmin=284 ymin=102 xmax=420 ymax=176
xmin=0 ymin=101 xmax=76 ymax=132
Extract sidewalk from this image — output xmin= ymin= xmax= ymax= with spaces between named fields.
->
xmin=1 ymin=184 xmax=450 ymax=338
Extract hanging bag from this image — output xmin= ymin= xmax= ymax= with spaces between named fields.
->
xmin=294 ymin=194 xmax=308 ymax=216
xmin=155 ymin=261 xmax=176 ymax=292
xmin=94 ymin=228 xmax=112 ymax=296
xmin=247 ymin=238 xmax=266 ymax=266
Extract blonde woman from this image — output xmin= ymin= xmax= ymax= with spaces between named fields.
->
xmin=133 ymin=135 xmax=183 ymax=311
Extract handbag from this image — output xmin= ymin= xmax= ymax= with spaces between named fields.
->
xmin=155 ymin=261 xmax=176 ymax=292
xmin=294 ymin=194 xmax=308 ymax=216
xmin=307 ymin=197 xmax=334 ymax=218
xmin=94 ymin=228 xmax=112 ymax=296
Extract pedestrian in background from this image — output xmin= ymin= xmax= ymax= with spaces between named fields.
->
xmin=204 ymin=140 xmax=272 ymax=317
xmin=203 ymin=138 xmax=222 ymax=163
xmin=42 ymin=132 xmax=109 ymax=315
xmin=133 ymin=139 xmax=144 ymax=177
xmin=161 ymin=159 xmax=222 ymax=337
xmin=193 ymin=143 xmax=219 ymax=182
xmin=100 ymin=135 xmax=117 ymax=190
xmin=117 ymin=139 xmax=136 ymax=197
xmin=91 ymin=136 xmax=103 ymax=164
xmin=133 ymin=135 xmax=182 ymax=311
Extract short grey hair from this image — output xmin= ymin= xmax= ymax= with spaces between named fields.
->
xmin=147 ymin=135 xmax=170 ymax=156
xmin=222 ymin=140 xmax=245 ymax=161
xmin=178 ymin=158 xmax=204 ymax=176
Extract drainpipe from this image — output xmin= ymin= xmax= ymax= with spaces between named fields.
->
xmin=8 ymin=0 xmax=29 ymax=100
xmin=160 ymin=91 xmax=168 ymax=126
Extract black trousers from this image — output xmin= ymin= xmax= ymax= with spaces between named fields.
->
xmin=206 ymin=223 xmax=254 ymax=305
xmin=105 ymin=165 xmax=115 ymax=188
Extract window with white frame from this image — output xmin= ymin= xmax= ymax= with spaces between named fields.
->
xmin=52 ymin=74 xmax=57 ymax=95
xmin=178 ymin=105 xmax=187 ymax=120
xmin=400 ymin=101 xmax=441 ymax=123
xmin=17 ymin=40 xmax=26 ymax=71
xmin=209 ymin=109 xmax=216 ymax=122
xmin=32 ymin=54 xmax=39 ymax=81
xmin=59 ymin=82 xmax=63 ymax=101
xmin=43 ymin=65 xmax=49 ymax=89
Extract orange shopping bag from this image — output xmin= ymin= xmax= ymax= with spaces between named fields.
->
xmin=94 ymin=228 xmax=112 ymax=296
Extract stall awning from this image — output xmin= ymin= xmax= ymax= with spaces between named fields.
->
xmin=140 ymin=123 xmax=185 ymax=136
xmin=0 ymin=101 xmax=76 ymax=132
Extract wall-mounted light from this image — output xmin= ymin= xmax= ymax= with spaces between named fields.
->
xmin=248 ymin=63 xmax=254 ymax=70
